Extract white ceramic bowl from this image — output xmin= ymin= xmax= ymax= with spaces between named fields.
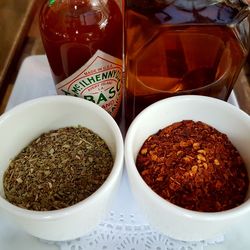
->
xmin=125 ymin=95 xmax=250 ymax=241
xmin=0 ymin=95 xmax=124 ymax=241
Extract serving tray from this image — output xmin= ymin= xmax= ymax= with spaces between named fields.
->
xmin=1 ymin=55 xmax=250 ymax=250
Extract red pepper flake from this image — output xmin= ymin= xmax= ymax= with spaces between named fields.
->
xmin=136 ymin=120 xmax=249 ymax=212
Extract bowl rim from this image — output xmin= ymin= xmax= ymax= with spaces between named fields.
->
xmin=0 ymin=95 xmax=124 ymax=220
xmin=125 ymin=95 xmax=250 ymax=220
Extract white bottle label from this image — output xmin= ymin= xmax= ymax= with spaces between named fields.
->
xmin=56 ymin=50 xmax=122 ymax=118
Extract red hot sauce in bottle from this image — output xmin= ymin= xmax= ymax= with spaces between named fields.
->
xmin=39 ymin=0 xmax=123 ymax=122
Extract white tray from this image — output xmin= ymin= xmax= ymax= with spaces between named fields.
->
xmin=1 ymin=55 xmax=250 ymax=250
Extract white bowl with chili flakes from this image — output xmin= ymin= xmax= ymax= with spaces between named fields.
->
xmin=125 ymin=95 xmax=250 ymax=241
xmin=0 ymin=95 xmax=124 ymax=241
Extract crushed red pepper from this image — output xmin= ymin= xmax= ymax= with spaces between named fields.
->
xmin=136 ymin=120 xmax=249 ymax=212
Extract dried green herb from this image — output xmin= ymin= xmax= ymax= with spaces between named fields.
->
xmin=3 ymin=126 xmax=113 ymax=211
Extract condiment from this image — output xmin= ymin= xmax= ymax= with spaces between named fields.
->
xmin=136 ymin=120 xmax=249 ymax=212
xmin=39 ymin=0 xmax=123 ymax=122
xmin=3 ymin=126 xmax=113 ymax=211
xmin=124 ymin=0 xmax=250 ymax=127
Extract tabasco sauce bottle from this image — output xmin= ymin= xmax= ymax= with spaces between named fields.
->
xmin=39 ymin=0 xmax=123 ymax=123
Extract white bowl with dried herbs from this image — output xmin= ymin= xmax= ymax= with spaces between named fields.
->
xmin=0 ymin=95 xmax=124 ymax=241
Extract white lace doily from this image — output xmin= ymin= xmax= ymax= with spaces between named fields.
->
xmin=56 ymin=211 xmax=224 ymax=250
xmin=42 ymin=170 xmax=224 ymax=250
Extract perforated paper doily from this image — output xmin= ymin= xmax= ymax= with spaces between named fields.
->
xmin=56 ymin=212 xmax=224 ymax=250
xmin=42 ymin=170 xmax=224 ymax=250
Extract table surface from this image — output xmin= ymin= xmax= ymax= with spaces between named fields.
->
xmin=0 ymin=0 xmax=38 ymax=91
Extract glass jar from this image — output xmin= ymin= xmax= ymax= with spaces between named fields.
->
xmin=124 ymin=0 xmax=250 ymax=127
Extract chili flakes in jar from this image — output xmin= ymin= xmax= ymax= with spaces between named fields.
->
xmin=136 ymin=120 xmax=249 ymax=212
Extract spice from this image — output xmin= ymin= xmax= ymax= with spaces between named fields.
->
xmin=136 ymin=120 xmax=249 ymax=212
xmin=3 ymin=126 xmax=113 ymax=211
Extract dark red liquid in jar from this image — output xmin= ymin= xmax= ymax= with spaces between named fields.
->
xmin=124 ymin=1 xmax=249 ymax=128
xmin=40 ymin=0 xmax=122 ymax=84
